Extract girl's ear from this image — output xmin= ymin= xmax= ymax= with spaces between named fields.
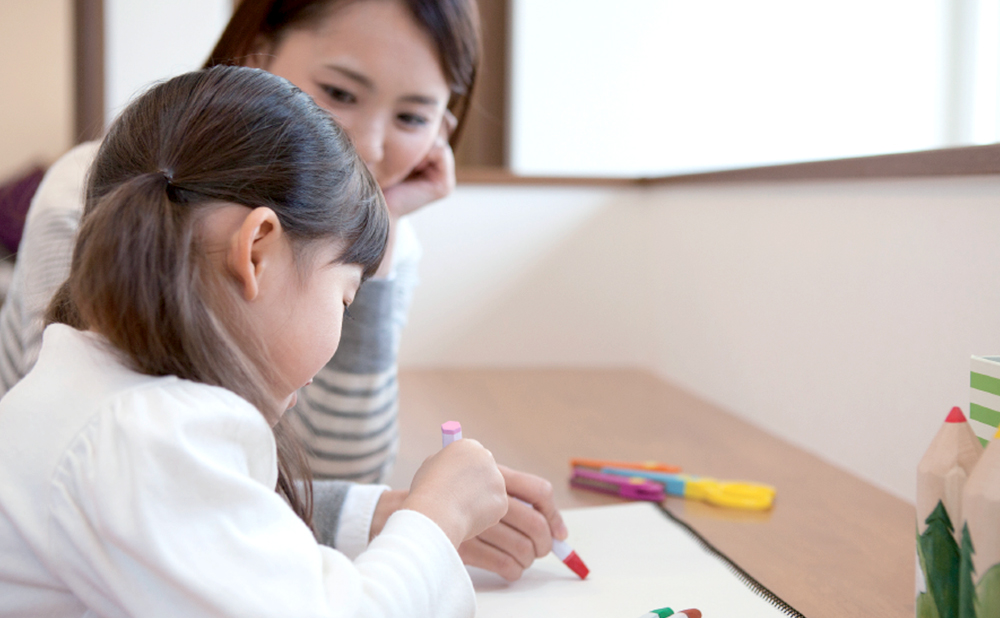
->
xmin=228 ymin=207 xmax=283 ymax=301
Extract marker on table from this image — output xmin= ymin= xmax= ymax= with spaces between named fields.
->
xmin=440 ymin=421 xmax=590 ymax=579
xmin=569 ymin=467 xmax=666 ymax=501
xmin=638 ymin=608 xmax=701 ymax=618
xmin=570 ymin=458 xmax=681 ymax=473
xmin=601 ymin=467 xmax=776 ymax=511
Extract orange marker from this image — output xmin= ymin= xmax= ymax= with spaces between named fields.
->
xmin=570 ymin=458 xmax=681 ymax=473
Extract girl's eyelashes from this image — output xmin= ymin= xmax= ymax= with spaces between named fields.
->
xmin=343 ymin=301 xmax=353 ymax=320
xmin=321 ymin=84 xmax=357 ymax=104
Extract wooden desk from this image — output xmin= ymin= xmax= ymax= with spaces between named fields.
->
xmin=386 ymin=368 xmax=914 ymax=618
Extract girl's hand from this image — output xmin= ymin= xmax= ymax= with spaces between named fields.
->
xmin=457 ymin=465 xmax=569 ymax=581
xmin=380 ymin=111 xmax=457 ymax=219
xmin=400 ymin=439 xmax=507 ymax=548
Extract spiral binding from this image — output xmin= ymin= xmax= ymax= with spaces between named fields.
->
xmin=655 ymin=503 xmax=805 ymax=617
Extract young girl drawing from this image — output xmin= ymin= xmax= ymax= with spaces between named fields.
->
xmin=0 ymin=0 xmax=567 ymax=581
xmin=0 ymin=65 xmax=508 ymax=617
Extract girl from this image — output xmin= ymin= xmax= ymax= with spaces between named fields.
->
xmin=0 ymin=65 xmax=507 ymax=617
xmin=0 ymin=0 xmax=567 ymax=581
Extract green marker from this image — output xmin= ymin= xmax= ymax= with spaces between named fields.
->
xmin=638 ymin=609 xmax=701 ymax=618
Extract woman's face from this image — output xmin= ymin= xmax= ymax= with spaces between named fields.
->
xmin=258 ymin=0 xmax=452 ymax=190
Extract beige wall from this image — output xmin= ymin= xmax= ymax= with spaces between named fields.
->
xmin=399 ymin=185 xmax=652 ymax=367
xmin=401 ymin=176 xmax=1000 ymax=503
xmin=0 ymin=0 xmax=73 ymax=179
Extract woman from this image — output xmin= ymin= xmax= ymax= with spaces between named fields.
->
xmin=0 ymin=0 xmax=566 ymax=582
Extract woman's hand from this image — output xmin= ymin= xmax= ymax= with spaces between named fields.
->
xmin=380 ymin=111 xmax=457 ymax=220
xmin=369 ymin=462 xmax=569 ymax=581
xmin=458 ymin=465 xmax=569 ymax=581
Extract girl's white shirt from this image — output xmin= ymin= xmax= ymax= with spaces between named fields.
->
xmin=0 ymin=324 xmax=474 ymax=618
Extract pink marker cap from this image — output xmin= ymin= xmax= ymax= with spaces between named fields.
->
xmin=441 ymin=421 xmax=463 ymax=447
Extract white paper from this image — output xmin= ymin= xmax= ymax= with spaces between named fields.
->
xmin=470 ymin=502 xmax=792 ymax=617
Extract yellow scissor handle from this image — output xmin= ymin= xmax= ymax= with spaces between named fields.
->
xmin=684 ymin=478 xmax=776 ymax=511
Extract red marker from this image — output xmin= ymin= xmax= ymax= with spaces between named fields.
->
xmin=549 ymin=537 xmax=590 ymax=579
xmin=440 ymin=421 xmax=589 ymax=579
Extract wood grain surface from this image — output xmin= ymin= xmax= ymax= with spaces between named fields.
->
xmin=387 ymin=368 xmax=915 ymax=618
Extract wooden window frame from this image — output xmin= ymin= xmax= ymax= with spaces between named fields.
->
xmin=74 ymin=0 xmax=104 ymax=143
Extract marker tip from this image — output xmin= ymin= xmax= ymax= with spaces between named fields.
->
xmin=562 ymin=551 xmax=589 ymax=579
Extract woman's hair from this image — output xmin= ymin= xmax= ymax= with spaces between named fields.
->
xmin=205 ymin=0 xmax=481 ymax=144
xmin=46 ymin=65 xmax=389 ymax=527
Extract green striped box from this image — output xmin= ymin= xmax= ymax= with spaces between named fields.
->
xmin=971 ymin=355 xmax=1000 ymax=446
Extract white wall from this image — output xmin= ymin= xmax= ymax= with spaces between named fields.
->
xmin=104 ymin=0 xmax=231 ymax=125
xmin=400 ymin=186 xmax=652 ymax=366
xmin=401 ymin=176 xmax=1000 ymax=503
xmin=644 ymin=177 xmax=1000 ymax=503
xmin=0 ymin=0 xmax=72 ymax=178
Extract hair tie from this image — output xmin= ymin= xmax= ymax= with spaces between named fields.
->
xmin=159 ymin=168 xmax=181 ymax=202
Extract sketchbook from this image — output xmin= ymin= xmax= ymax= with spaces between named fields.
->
xmin=468 ymin=502 xmax=801 ymax=617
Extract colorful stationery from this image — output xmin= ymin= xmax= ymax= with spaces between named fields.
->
xmin=639 ymin=607 xmax=701 ymax=618
xmin=570 ymin=458 xmax=681 ymax=473
xmin=971 ymin=356 xmax=1000 ymax=446
xmin=600 ymin=467 xmax=776 ymax=511
xmin=637 ymin=608 xmax=701 ymax=618
xmin=468 ymin=502 xmax=801 ymax=617
xmin=569 ymin=467 xmax=665 ymax=501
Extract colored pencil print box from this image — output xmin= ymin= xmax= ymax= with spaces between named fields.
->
xmin=971 ymin=355 xmax=1000 ymax=446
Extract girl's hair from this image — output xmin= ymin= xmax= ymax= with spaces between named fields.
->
xmin=46 ymin=65 xmax=389 ymax=527
xmin=205 ymin=0 xmax=481 ymax=144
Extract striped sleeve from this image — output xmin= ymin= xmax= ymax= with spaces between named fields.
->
xmin=0 ymin=144 xmax=97 ymax=396
xmin=287 ymin=253 xmax=418 ymax=484
xmin=0 ymin=208 xmax=78 ymax=394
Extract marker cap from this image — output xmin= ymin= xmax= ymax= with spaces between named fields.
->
xmin=441 ymin=421 xmax=463 ymax=447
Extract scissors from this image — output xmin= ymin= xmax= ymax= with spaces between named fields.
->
xmin=602 ymin=467 xmax=776 ymax=511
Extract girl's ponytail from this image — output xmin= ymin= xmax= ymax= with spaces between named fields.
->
xmin=68 ymin=173 xmax=192 ymax=377
xmin=46 ymin=173 xmax=177 ymax=337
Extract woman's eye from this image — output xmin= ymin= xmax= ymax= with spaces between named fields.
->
xmin=397 ymin=113 xmax=429 ymax=128
xmin=322 ymin=85 xmax=356 ymax=104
